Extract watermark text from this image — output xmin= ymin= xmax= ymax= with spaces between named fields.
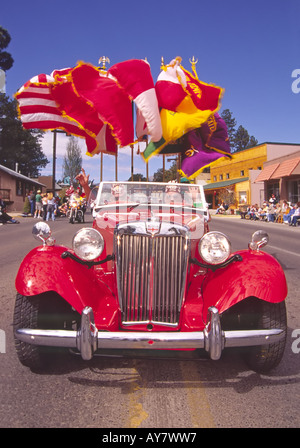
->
xmin=291 ymin=69 xmax=300 ymax=93
xmin=291 ymin=329 xmax=300 ymax=354
xmin=0 ymin=329 xmax=6 ymax=354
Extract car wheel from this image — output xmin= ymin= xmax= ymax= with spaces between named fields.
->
xmin=13 ymin=292 xmax=79 ymax=370
xmin=221 ymin=297 xmax=287 ymax=373
xmin=245 ymin=300 xmax=287 ymax=373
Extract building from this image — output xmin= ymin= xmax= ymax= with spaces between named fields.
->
xmin=37 ymin=176 xmax=62 ymax=194
xmin=255 ymin=150 xmax=300 ymax=204
xmin=0 ymin=164 xmax=45 ymax=212
xmin=202 ymin=143 xmax=300 ymax=209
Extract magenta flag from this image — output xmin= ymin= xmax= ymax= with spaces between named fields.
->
xmin=180 ymin=114 xmax=231 ymax=179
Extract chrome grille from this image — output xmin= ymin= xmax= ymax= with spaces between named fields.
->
xmin=115 ymin=223 xmax=190 ymax=326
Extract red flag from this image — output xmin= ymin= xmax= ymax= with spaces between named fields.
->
xmin=181 ymin=67 xmax=223 ymax=112
xmin=51 ymin=80 xmax=117 ymax=155
xmin=108 ymin=59 xmax=162 ymax=142
xmin=155 ymin=58 xmax=186 ymax=111
xmin=71 ymin=63 xmax=134 ymax=147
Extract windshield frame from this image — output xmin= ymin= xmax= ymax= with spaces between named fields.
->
xmin=93 ymin=181 xmax=209 ymax=217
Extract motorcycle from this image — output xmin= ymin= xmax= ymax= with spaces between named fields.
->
xmin=67 ymin=200 xmax=85 ymax=224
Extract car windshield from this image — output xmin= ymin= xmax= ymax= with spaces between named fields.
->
xmin=94 ymin=181 xmax=207 ymax=211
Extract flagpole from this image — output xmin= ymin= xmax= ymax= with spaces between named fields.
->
xmin=98 ymin=56 xmax=110 ymax=183
xmin=131 ymin=145 xmax=134 ymax=181
xmin=52 ymin=130 xmax=57 ymax=193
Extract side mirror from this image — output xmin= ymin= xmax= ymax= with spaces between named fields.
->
xmin=32 ymin=222 xmax=52 ymax=246
xmin=249 ymin=230 xmax=269 ymax=251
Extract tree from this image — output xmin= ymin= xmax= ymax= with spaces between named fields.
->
xmin=220 ymin=108 xmax=258 ymax=152
xmin=0 ymin=27 xmax=14 ymax=71
xmin=153 ymin=161 xmax=178 ymax=182
xmin=62 ymin=136 xmax=82 ymax=186
xmin=127 ymin=173 xmax=147 ymax=181
xmin=220 ymin=109 xmax=236 ymax=151
xmin=0 ymin=93 xmax=48 ymax=176
xmin=234 ymin=125 xmax=258 ymax=152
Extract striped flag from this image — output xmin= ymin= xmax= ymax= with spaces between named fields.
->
xmin=15 ymin=74 xmax=86 ymax=137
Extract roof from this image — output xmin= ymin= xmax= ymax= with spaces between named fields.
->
xmin=270 ymin=157 xmax=300 ymax=179
xmin=203 ymin=177 xmax=249 ymax=190
xmin=255 ymin=163 xmax=280 ymax=182
xmin=0 ymin=164 xmax=46 ymax=187
xmin=255 ymin=157 xmax=300 ymax=182
xmin=38 ymin=176 xmax=62 ymax=191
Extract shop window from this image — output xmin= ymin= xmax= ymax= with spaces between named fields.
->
xmin=16 ymin=180 xmax=23 ymax=196
xmin=239 ymin=191 xmax=247 ymax=204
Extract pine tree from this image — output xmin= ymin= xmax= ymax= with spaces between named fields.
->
xmin=62 ymin=136 xmax=82 ymax=186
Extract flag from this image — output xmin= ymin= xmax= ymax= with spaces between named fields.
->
xmin=180 ymin=127 xmax=231 ymax=179
xmin=71 ymin=63 xmax=134 ymax=147
xmin=108 ymin=59 xmax=162 ymax=142
xmin=155 ymin=57 xmax=187 ymax=111
xmin=15 ymin=74 xmax=86 ymax=137
xmin=198 ymin=113 xmax=231 ymax=155
xmin=142 ymin=107 xmax=212 ymax=161
xmin=181 ymin=67 xmax=224 ymax=113
xmin=143 ymin=58 xmax=224 ymax=161
xmin=51 ymin=78 xmax=117 ymax=155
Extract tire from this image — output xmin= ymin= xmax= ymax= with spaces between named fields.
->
xmin=13 ymin=292 xmax=79 ymax=370
xmin=221 ymin=298 xmax=287 ymax=373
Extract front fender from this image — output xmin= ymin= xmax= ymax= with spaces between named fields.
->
xmin=202 ymin=250 xmax=288 ymax=318
xmin=15 ymin=246 xmax=119 ymax=329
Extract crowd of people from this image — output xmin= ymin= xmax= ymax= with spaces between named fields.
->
xmin=240 ymin=196 xmax=300 ymax=226
xmin=26 ymin=187 xmax=86 ymax=222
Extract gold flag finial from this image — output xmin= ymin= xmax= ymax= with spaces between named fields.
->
xmin=98 ymin=56 xmax=110 ymax=70
xmin=189 ymin=56 xmax=198 ymax=78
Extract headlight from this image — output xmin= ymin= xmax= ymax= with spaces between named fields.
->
xmin=198 ymin=231 xmax=231 ymax=264
xmin=72 ymin=228 xmax=104 ymax=261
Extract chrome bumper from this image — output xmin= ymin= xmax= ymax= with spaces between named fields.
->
xmin=15 ymin=306 xmax=285 ymax=361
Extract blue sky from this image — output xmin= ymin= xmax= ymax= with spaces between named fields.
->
xmin=2 ymin=0 xmax=299 ymax=182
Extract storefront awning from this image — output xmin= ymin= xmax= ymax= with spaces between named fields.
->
xmin=203 ymin=177 xmax=248 ymax=190
xmin=255 ymin=163 xmax=280 ymax=182
xmin=270 ymin=157 xmax=300 ymax=179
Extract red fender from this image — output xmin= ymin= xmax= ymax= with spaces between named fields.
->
xmin=15 ymin=246 xmax=120 ymax=330
xmin=201 ymin=250 xmax=288 ymax=319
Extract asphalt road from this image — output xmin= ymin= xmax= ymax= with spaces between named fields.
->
xmin=0 ymin=213 xmax=299 ymax=429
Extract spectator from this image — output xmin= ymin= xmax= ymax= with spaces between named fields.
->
xmin=258 ymin=203 xmax=268 ymax=221
xmin=42 ymin=194 xmax=48 ymax=221
xmin=29 ymin=190 xmax=36 ymax=216
xmin=266 ymin=202 xmax=276 ymax=222
xmin=290 ymin=202 xmax=300 ymax=226
xmin=46 ymin=193 xmax=56 ymax=222
xmin=34 ymin=190 xmax=43 ymax=218
xmin=216 ymin=202 xmax=227 ymax=214
xmin=0 ymin=195 xmax=20 ymax=224
xmin=283 ymin=204 xmax=295 ymax=224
